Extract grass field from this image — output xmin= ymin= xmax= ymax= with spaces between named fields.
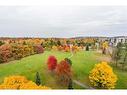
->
xmin=0 ymin=50 xmax=127 ymax=89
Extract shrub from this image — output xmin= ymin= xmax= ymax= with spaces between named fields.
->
xmin=47 ymin=56 xmax=57 ymax=71
xmin=89 ymin=62 xmax=117 ymax=89
xmin=0 ymin=75 xmax=28 ymax=89
xmin=0 ymin=75 xmax=50 ymax=89
xmin=64 ymin=46 xmax=70 ymax=52
xmin=11 ymin=44 xmax=24 ymax=60
xmin=52 ymin=45 xmax=58 ymax=51
xmin=55 ymin=60 xmax=72 ymax=85
xmin=20 ymin=81 xmax=50 ymax=89
xmin=0 ymin=44 xmax=12 ymax=63
xmin=23 ymin=45 xmax=31 ymax=57
xmin=27 ymin=44 xmax=35 ymax=55
xmin=34 ymin=45 xmax=44 ymax=54
xmin=57 ymin=46 xmax=63 ymax=51
xmin=72 ymin=46 xmax=79 ymax=52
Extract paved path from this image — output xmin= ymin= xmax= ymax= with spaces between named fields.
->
xmin=73 ymin=80 xmax=93 ymax=89
xmin=68 ymin=50 xmax=93 ymax=89
xmin=68 ymin=50 xmax=74 ymax=59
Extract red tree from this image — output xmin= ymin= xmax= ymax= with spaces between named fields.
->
xmin=55 ymin=60 xmax=72 ymax=85
xmin=34 ymin=45 xmax=44 ymax=54
xmin=47 ymin=56 xmax=57 ymax=71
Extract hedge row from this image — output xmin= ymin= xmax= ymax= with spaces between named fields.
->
xmin=0 ymin=44 xmax=44 ymax=63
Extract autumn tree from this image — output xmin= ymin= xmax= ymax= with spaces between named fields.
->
xmin=89 ymin=62 xmax=117 ymax=89
xmin=0 ymin=75 xmax=50 ymax=89
xmin=47 ymin=56 xmax=57 ymax=71
xmin=55 ymin=60 xmax=72 ymax=85
xmin=102 ymin=41 xmax=108 ymax=54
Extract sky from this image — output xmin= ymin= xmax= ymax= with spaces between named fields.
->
xmin=0 ymin=6 xmax=127 ymax=38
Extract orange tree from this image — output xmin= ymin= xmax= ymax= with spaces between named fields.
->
xmin=0 ymin=44 xmax=12 ymax=63
xmin=55 ymin=60 xmax=72 ymax=85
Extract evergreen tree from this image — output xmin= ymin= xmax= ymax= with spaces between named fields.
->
xmin=0 ymin=41 xmax=4 ymax=46
xmin=112 ymin=42 xmax=122 ymax=67
xmin=57 ymin=40 xmax=61 ymax=46
xmin=35 ymin=72 xmax=41 ymax=86
xmin=120 ymin=43 xmax=127 ymax=70
xmin=115 ymin=42 xmax=122 ymax=67
xmin=64 ymin=58 xmax=72 ymax=66
xmin=86 ymin=45 xmax=89 ymax=51
xmin=23 ymin=41 xmax=27 ymax=45
xmin=68 ymin=78 xmax=73 ymax=89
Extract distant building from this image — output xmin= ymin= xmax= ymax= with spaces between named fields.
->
xmin=109 ymin=36 xmax=127 ymax=46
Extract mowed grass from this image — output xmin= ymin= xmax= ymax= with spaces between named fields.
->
xmin=112 ymin=66 xmax=127 ymax=89
xmin=0 ymin=50 xmax=127 ymax=89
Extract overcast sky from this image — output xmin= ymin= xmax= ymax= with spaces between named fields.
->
xmin=0 ymin=6 xmax=127 ymax=38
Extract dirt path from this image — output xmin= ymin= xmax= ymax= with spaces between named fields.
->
xmin=97 ymin=56 xmax=111 ymax=63
xmin=96 ymin=50 xmax=112 ymax=63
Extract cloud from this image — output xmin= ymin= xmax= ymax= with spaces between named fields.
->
xmin=0 ymin=6 xmax=127 ymax=37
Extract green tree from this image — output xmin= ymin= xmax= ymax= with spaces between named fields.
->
xmin=86 ymin=45 xmax=89 ymax=51
xmin=119 ymin=43 xmax=127 ymax=70
xmin=112 ymin=42 xmax=122 ymax=67
xmin=0 ymin=41 xmax=4 ymax=46
xmin=64 ymin=58 xmax=72 ymax=66
xmin=68 ymin=78 xmax=73 ymax=89
xmin=35 ymin=72 xmax=41 ymax=86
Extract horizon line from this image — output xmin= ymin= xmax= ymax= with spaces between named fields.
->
xmin=0 ymin=35 xmax=127 ymax=39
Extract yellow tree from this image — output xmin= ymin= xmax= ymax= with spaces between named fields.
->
xmin=0 ymin=76 xmax=50 ymax=89
xmin=102 ymin=41 xmax=108 ymax=54
xmin=89 ymin=62 xmax=117 ymax=89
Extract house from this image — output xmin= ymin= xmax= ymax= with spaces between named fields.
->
xmin=109 ymin=36 xmax=127 ymax=46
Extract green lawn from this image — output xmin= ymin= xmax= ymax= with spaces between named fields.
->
xmin=0 ymin=50 xmax=127 ymax=89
